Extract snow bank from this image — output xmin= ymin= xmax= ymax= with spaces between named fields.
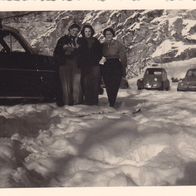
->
xmin=0 ymin=86 xmax=196 ymax=187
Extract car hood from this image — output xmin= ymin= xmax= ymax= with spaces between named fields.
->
xmin=181 ymin=78 xmax=196 ymax=85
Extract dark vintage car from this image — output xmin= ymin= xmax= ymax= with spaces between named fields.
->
xmin=0 ymin=24 xmax=62 ymax=105
xmin=177 ymin=68 xmax=196 ymax=91
xmin=137 ymin=67 xmax=170 ymax=90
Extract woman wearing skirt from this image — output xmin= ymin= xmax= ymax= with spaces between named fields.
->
xmin=77 ymin=24 xmax=102 ymax=105
xmin=101 ymin=27 xmax=127 ymax=107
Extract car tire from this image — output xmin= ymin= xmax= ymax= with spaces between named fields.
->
xmin=160 ymin=82 xmax=165 ymax=90
xmin=165 ymin=84 xmax=170 ymax=91
xmin=166 ymin=80 xmax=170 ymax=91
xmin=161 ymin=81 xmax=170 ymax=91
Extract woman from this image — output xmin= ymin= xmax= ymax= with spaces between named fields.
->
xmin=53 ymin=23 xmax=83 ymax=106
xmin=77 ymin=24 xmax=102 ymax=105
xmin=101 ymin=27 xmax=127 ymax=107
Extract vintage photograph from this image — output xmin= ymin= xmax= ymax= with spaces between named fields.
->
xmin=0 ymin=9 xmax=196 ymax=188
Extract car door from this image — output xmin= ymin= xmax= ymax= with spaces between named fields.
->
xmin=0 ymin=31 xmax=40 ymax=98
xmin=33 ymin=54 xmax=59 ymax=99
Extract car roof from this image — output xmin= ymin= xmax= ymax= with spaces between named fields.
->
xmin=146 ymin=68 xmax=166 ymax=71
xmin=187 ymin=68 xmax=196 ymax=72
xmin=0 ymin=25 xmax=34 ymax=54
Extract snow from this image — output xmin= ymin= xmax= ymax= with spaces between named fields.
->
xmin=163 ymin=57 xmax=196 ymax=79
xmin=2 ymin=10 xmax=196 ymax=189
xmin=182 ymin=19 xmax=196 ymax=36
xmin=152 ymin=39 xmax=196 ymax=58
xmin=1 ymin=77 xmax=196 ymax=187
xmin=168 ymin=16 xmax=181 ymax=27
xmin=82 ymin=12 xmax=93 ymax=24
xmin=127 ymin=22 xmax=141 ymax=31
xmin=123 ymin=12 xmax=140 ymax=26
xmin=185 ymin=34 xmax=196 ymax=41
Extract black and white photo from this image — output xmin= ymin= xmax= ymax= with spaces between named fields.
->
xmin=0 ymin=9 xmax=196 ymax=189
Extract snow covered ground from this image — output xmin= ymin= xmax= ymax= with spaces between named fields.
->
xmin=1 ymin=73 xmax=196 ymax=187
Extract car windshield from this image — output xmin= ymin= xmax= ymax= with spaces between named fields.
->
xmin=186 ymin=70 xmax=196 ymax=78
xmin=145 ymin=69 xmax=163 ymax=75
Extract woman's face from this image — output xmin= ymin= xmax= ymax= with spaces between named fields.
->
xmin=69 ymin=27 xmax=80 ymax=37
xmin=105 ymin=31 xmax=113 ymax=41
xmin=84 ymin=28 xmax=92 ymax=38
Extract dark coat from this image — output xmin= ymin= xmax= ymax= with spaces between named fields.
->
xmin=53 ymin=35 xmax=78 ymax=65
xmin=77 ymin=37 xmax=102 ymax=69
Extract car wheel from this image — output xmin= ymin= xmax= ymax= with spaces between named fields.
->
xmin=160 ymin=82 xmax=165 ymax=90
xmin=166 ymin=80 xmax=170 ymax=91
xmin=161 ymin=81 xmax=169 ymax=91
xmin=165 ymin=84 xmax=170 ymax=91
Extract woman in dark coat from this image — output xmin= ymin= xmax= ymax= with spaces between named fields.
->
xmin=101 ymin=27 xmax=127 ymax=107
xmin=77 ymin=24 xmax=102 ymax=105
xmin=53 ymin=23 xmax=83 ymax=105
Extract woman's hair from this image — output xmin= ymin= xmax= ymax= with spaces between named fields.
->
xmin=68 ymin=23 xmax=81 ymax=31
xmin=103 ymin=27 xmax=115 ymax=37
xmin=81 ymin=24 xmax=95 ymax=37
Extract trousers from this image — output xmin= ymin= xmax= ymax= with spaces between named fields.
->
xmin=101 ymin=59 xmax=123 ymax=107
xmin=59 ymin=59 xmax=83 ymax=105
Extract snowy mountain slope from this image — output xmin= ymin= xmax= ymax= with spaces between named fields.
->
xmin=3 ymin=10 xmax=196 ymax=78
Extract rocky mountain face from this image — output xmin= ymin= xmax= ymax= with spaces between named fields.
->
xmin=2 ymin=10 xmax=196 ymax=78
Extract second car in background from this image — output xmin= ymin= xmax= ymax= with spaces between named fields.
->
xmin=177 ymin=68 xmax=196 ymax=91
xmin=137 ymin=68 xmax=170 ymax=91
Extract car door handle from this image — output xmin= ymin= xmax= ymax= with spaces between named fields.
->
xmin=40 ymin=76 xmax=44 ymax=81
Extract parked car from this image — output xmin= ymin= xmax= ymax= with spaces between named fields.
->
xmin=137 ymin=67 xmax=170 ymax=90
xmin=0 ymin=24 xmax=63 ymax=105
xmin=177 ymin=68 xmax=196 ymax=91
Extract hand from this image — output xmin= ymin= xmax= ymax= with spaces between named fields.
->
xmin=99 ymin=57 xmax=106 ymax=65
xmin=63 ymin=44 xmax=69 ymax=49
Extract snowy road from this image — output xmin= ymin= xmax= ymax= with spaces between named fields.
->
xmin=0 ymin=84 xmax=196 ymax=187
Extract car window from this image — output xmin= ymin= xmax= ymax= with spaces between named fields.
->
xmin=153 ymin=71 xmax=162 ymax=75
xmin=0 ymin=43 xmax=3 ymax=51
xmin=187 ymin=70 xmax=196 ymax=77
xmin=145 ymin=70 xmax=162 ymax=75
xmin=3 ymin=33 xmax=25 ymax=52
